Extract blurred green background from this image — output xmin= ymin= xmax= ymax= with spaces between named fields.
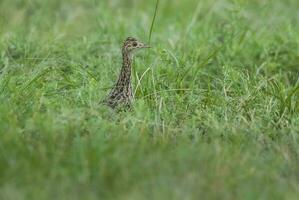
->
xmin=0 ymin=0 xmax=299 ymax=199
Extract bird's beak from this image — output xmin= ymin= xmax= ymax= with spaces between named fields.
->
xmin=142 ymin=43 xmax=150 ymax=48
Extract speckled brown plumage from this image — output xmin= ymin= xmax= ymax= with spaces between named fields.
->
xmin=104 ymin=37 xmax=149 ymax=109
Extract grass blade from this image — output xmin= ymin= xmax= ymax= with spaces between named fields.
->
xmin=148 ymin=0 xmax=160 ymax=44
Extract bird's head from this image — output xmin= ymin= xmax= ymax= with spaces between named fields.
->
xmin=122 ymin=37 xmax=150 ymax=54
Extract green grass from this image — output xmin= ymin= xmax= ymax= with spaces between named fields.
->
xmin=0 ymin=0 xmax=299 ymax=199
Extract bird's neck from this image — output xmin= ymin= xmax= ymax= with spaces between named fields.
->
xmin=115 ymin=50 xmax=133 ymax=90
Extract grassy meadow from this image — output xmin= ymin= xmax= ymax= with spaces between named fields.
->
xmin=0 ymin=0 xmax=299 ymax=199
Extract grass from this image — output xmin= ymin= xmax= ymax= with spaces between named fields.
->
xmin=0 ymin=0 xmax=299 ymax=199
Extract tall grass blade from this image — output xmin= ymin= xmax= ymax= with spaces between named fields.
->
xmin=148 ymin=0 xmax=159 ymax=44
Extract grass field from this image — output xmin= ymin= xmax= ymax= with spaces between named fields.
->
xmin=0 ymin=0 xmax=299 ymax=199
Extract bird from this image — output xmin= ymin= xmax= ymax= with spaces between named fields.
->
xmin=104 ymin=37 xmax=150 ymax=109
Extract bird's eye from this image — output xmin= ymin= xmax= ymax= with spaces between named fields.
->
xmin=132 ymin=42 xmax=137 ymax=47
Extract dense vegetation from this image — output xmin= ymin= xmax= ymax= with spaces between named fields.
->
xmin=0 ymin=0 xmax=298 ymax=199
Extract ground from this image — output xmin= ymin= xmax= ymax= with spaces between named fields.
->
xmin=0 ymin=0 xmax=299 ymax=199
